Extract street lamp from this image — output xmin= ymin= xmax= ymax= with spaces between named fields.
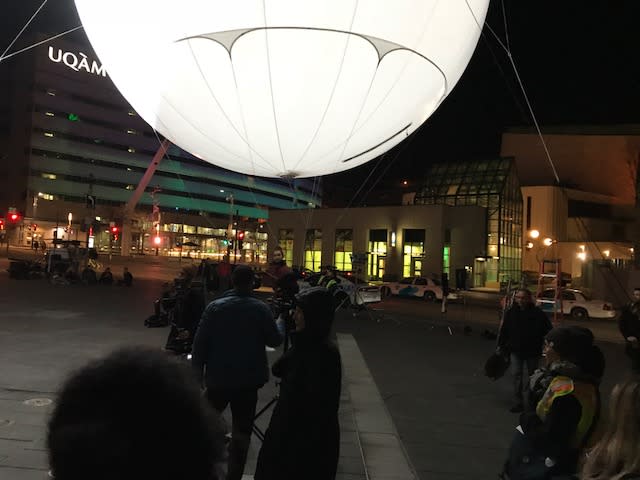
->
xmin=529 ymin=229 xmax=540 ymax=239
xmin=543 ymin=237 xmax=554 ymax=247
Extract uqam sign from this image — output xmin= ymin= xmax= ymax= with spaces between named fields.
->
xmin=48 ymin=46 xmax=108 ymax=77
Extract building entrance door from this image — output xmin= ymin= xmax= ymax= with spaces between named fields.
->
xmin=473 ymin=257 xmax=499 ymax=289
xmin=412 ymin=258 xmax=423 ymax=277
xmin=376 ymin=256 xmax=386 ymax=279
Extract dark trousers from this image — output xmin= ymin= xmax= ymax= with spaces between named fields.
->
xmin=510 ymin=354 xmax=539 ymax=407
xmin=625 ymin=342 xmax=640 ymax=374
xmin=206 ymin=387 xmax=258 ymax=480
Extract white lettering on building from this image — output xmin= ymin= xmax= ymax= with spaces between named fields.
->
xmin=48 ymin=46 xmax=108 ymax=78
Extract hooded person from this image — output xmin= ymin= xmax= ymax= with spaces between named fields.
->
xmin=254 ymin=286 xmax=342 ymax=480
xmin=501 ymin=326 xmax=603 ymax=480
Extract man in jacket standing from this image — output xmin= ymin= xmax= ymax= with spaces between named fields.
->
xmin=618 ymin=287 xmax=640 ymax=372
xmin=192 ymin=265 xmax=283 ymax=480
xmin=498 ymin=288 xmax=552 ymax=413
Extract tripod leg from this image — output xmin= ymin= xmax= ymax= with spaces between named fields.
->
xmin=252 ymin=394 xmax=279 ymax=442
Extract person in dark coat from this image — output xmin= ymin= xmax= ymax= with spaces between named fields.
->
xmin=498 ymin=288 xmax=553 ymax=412
xmin=254 ymin=286 xmax=342 ymax=480
xmin=192 ymin=265 xmax=283 ymax=480
xmin=165 ymin=266 xmax=206 ymax=354
xmin=618 ymin=287 xmax=640 ymax=372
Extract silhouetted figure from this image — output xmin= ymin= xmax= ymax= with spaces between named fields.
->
xmin=99 ymin=267 xmax=114 ymax=285
xmin=47 ymin=347 xmax=226 ymax=480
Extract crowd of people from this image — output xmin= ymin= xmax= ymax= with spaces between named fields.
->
xmin=494 ymin=286 xmax=640 ymax=479
xmin=42 ymin=246 xmax=640 ymax=480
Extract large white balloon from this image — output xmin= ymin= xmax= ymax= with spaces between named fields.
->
xmin=74 ymin=0 xmax=489 ymax=178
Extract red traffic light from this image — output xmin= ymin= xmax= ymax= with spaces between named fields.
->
xmin=238 ymin=231 xmax=245 ymax=240
xmin=9 ymin=213 xmax=19 ymax=222
xmin=111 ymin=226 xmax=118 ymax=234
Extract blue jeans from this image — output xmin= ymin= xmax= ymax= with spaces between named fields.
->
xmin=510 ymin=354 xmax=539 ymax=406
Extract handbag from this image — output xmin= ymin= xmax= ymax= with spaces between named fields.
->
xmin=485 ymin=352 xmax=511 ymax=380
xmin=502 ymin=430 xmax=552 ymax=480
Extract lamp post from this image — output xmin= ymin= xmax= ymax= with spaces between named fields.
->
xmin=225 ymin=193 xmax=234 ymax=260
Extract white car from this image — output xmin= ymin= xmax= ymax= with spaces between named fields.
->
xmin=381 ymin=277 xmax=459 ymax=302
xmin=298 ymin=273 xmax=381 ymax=307
xmin=537 ymin=288 xmax=616 ymax=319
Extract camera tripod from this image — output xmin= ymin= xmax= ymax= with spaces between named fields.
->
xmin=252 ymin=297 xmax=294 ymax=442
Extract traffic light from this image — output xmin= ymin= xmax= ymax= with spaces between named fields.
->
xmin=111 ymin=226 xmax=119 ymax=241
xmin=9 ymin=213 xmax=20 ymax=223
xmin=237 ymin=231 xmax=245 ymax=250
xmin=153 ymin=236 xmax=161 ymax=246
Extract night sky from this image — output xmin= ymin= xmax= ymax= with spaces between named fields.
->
xmin=2 ymin=1 xmax=639 ymax=206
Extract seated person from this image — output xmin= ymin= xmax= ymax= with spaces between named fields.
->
xmin=81 ymin=266 xmax=97 ymax=285
xmin=47 ymin=347 xmax=226 ymax=480
xmin=98 ymin=267 xmax=114 ymax=285
xmin=117 ymin=267 xmax=133 ymax=287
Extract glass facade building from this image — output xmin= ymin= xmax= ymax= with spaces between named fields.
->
xmin=414 ymin=158 xmax=523 ymax=287
xmin=0 ymin=37 xmax=321 ymax=260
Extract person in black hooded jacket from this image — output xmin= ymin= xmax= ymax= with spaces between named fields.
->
xmin=254 ymin=286 xmax=342 ymax=480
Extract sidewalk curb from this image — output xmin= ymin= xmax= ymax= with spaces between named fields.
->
xmin=338 ymin=333 xmax=418 ymax=480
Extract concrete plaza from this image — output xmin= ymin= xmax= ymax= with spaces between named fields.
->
xmin=0 ymin=254 xmax=632 ymax=479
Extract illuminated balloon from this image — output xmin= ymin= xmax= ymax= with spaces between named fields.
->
xmin=74 ymin=0 xmax=489 ymax=178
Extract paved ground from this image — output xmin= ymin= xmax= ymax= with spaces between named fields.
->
xmin=0 ymin=255 xmax=633 ymax=479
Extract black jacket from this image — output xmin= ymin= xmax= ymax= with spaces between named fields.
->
xmin=618 ymin=302 xmax=640 ymax=339
xmin=255 ymin=289 xmax=342 ymax=480
xmin=192 ymin=290 xmax=282 ymax=389
xmin=499 ymin=303 xmax=552 ymax=357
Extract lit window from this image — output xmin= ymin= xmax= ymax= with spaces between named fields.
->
xmin=38 ymin=192 xmax=54 ymax=200
xmin=45 ymin=112 xmax=55 ymax=117
xmin=126 ymin=167 xmax=132 ymax=171
xmin=44 ymin=132 xmax=54 ymax=138
xmin=41 ymin=173 xmax=57 ymax=180
xmin=127 ymin=147 xmax=136 ymax=153
xmin=126 ymin=185 xmax=135 ymax=190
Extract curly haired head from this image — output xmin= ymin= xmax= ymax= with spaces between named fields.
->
xmin=47 ymin=347 xmax=225 ymax=480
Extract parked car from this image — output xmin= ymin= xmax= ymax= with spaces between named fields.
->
xmin=537 ymin=288 xmax=616 ymax=320
xmin=298 ymin=273 xmax=381 ymax=307
xmin=381 ymin=276 xmax=459 ymax=302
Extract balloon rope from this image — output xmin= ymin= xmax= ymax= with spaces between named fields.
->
xmin=0 ymin=26 xmax=84 ymax=63
xmin=463 ymin=0 xmax=560 ymax=185
xmin=500 ymin=0 xmax=512 ymax=52
xmin=288 ymin=0 xmax=361 ymax=174
xmin=261 ymin=0 xmax=287 ymax=174
xmin=1 ymin=0 xmax=48 ymax=60
xmin=332 ymin=152 xmax=387 ymax=227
